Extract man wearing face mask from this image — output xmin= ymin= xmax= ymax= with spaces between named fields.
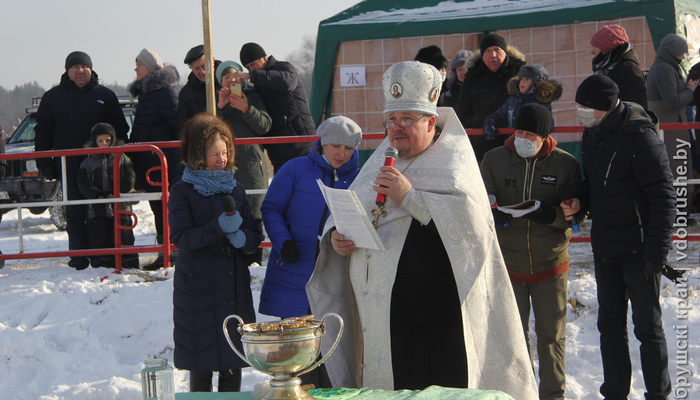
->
xmin=480 ymin=103 xmax=580 ymax=400
xmin=562 ymin=74 xmax=675 ymax=400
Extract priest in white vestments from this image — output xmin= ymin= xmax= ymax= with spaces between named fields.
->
xmin=307 ymin=61 xmax=539 ymax=400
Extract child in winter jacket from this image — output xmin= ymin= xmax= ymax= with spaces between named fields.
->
xmin=77 ymin=123 xmax=139 ymax=269
xmin=483 ymin=64 xmax=562 ymax=141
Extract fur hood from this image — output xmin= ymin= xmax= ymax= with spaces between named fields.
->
xmin=465 ymin=45 xmax=526 ymax=70
xmin=506 ymin=77 xmax=563 ymax=103
xmin=128 ymin=64 xmax=180 ymax=98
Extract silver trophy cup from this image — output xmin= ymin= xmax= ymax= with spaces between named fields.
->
xmin=223 ymin=313 xmax=344 ymax=400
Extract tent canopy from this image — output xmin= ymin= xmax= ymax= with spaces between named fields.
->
xmin=310 ymin=0 xmax=700 ymax=124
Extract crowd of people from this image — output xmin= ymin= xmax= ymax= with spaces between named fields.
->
xmin=20 ymin=27 xmax=700 ymax=399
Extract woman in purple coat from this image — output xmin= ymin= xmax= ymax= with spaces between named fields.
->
xmin=169 ymin=114 xmax=261 ymax=392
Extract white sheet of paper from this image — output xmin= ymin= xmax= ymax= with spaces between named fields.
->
xmin=316 ymin=179 xmax=385 ymax=250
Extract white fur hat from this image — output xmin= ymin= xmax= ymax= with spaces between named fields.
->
xmin=382 ymin=61 xmax=442 ymax=116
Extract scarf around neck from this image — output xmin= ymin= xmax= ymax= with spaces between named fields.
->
xmin=181 ymin=166 xmax=237 ymax=197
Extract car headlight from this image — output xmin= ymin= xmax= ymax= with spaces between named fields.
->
xmin=26 ymin=159 xmax=38 ymax=172
xmin=22 ymin=159 xmax=41 ymax=178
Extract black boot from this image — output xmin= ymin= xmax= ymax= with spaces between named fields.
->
xmin=0 ymin=250 xmax=5 ymax=269
xmin=122 ymin=253 xmax=140 ymax=269
xmin=142 ymin=236 xmax=164 ymax=271
xmin=218 ymin=369 xmax=242 ymax=392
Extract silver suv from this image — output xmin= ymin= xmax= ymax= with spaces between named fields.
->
xmin=0 ymin=96 xmax=136 ymax=230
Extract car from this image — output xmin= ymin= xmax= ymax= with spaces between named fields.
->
xmin=0 ymin=96 xmax=136 ymax=230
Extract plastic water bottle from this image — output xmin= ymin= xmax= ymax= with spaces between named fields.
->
xmin=141 ymin=358 xmax=175 ymax=400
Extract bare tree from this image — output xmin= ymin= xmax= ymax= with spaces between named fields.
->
xmin=286 ymin=35 xmax=316 ymax=99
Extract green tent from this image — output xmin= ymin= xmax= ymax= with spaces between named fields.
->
xmin=310 ymin=0 xmax=700 ymax=125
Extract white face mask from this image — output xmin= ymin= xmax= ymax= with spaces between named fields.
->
xmin=514 ymin=137 xmax=540 ymax=158
xmin=577 ymin=107 xmax=605 ymax=128
xmin=439 ymin=71 xmax=447 ymax=82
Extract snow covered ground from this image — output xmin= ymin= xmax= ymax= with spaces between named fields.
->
xmin=0 ymin=201 xmax=698 ymax=399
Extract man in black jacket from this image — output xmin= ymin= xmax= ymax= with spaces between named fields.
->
xmin=34 ymin=51 xmax=129 ymax=270
xmin=232 ymin=42 xmax=314 ymax=173
xmin=562 ymin=75 xmax=674 ymax=400
xmin=456 ymin=34 xmax=525 ymax=161
xmin=176 ymin=44 xmax=222 ymax=131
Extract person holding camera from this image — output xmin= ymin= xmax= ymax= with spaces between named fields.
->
xmin=215 ymin=60 xmax=271 ymax=265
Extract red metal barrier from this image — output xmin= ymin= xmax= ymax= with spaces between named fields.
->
xmin=0 ymin=144 xmax=171 ymax=274
xmin=1 ymin=121 xmax=698 ymax=270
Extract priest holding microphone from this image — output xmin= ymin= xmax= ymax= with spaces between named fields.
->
xmin=306 ymin=61 xmax=538 ymax=400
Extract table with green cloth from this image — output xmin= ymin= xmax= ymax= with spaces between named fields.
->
xmin=175 ymin=386 xmax=515 ymax=400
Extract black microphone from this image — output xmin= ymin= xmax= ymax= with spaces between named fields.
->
xmin=222 ymin=195 xmax=236 ymax=216
xmin=558 ymin=184 xmax=579 ymax=232
xmin=376 ymin=146 xmax=398 ymax=207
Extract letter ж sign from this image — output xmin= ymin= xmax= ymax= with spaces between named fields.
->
xmin=340 ymin=66 xmax=366 ymax=87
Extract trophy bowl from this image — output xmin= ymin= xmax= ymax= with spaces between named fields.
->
xmin=223 ymin=313 xmax=344 ymax=400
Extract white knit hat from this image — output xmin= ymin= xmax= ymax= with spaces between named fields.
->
xmin=383 ymin=61 xmax=442 ymax=117
xmin=136 ymin=48 xmax=163 ymax=72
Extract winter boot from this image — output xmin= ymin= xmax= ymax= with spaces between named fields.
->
xmin=142 ymin=235 xmax=164 ymax=271
xmin=0 ymin=250 xmax=5 ymax=269
xmin=122 ymin=253 xmax=140 ymax=269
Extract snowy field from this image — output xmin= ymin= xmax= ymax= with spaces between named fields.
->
xmin=0 ymin=201 xmax=698 ymax=400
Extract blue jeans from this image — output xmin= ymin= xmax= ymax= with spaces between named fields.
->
xmin=594 ymin=255 xmax=671 ymax=399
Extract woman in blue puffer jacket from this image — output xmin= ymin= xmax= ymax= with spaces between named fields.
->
xmin=260 ymin=116 xmax=362 ymax=318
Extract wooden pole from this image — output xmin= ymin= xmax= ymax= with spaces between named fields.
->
xmin=201 ymin=0 xmax=216 ymax=115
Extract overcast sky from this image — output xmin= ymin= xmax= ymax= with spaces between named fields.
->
xmin=0 ymin=0 xmax=360 ymax=90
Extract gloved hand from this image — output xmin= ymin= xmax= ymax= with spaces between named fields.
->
xmin=483 ymin=118 xmax=498 ymax=141
xmin=40 ymin=164 xmax=58 ymax=180
xmin=492 ymin=208 xmax=512 ymax=227
xmin=280 ymin=240 xmax=300 ymax=263
xmin=0 ymin=164 xmax=5 ymax=179
xmin=643 ymin=260 xmax=664 ymax=281
xmin=523 ymin=204 xmax=557 ymax=225
xmin=662 ymin=265 xmax=686 ymax=284
xmin=218 ymin=212 xmax=243 ymax=233
xmin=227 ymin=230 xmax=246 ymax=248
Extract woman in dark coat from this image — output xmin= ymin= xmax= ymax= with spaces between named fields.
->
xmin=128 ymin=48 xmax=181 ymax=269
xmin=590 ymin=25 xmax=648 ymax=109
xmin=170 ymin=114 xmax=261 ymax=392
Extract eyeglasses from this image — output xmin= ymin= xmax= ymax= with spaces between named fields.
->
xmin=382 ymin=115 xmax=429 ymax=130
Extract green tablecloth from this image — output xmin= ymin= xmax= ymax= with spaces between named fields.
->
xmin=175 ymin=386 xmax=515 ymax=400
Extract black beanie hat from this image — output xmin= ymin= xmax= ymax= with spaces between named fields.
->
xmin=480 ymin=34 xmax=507 ymax=54
xmin=184 ymin=44 xmax=204 ymax=65
xmin=414 ymin=45 xmax=448 ymax=70
xmin=65 ymin=51 xmax=93 ymax=71
xmin=575 ymin=74 xmax=619 ymax=111
xmin=240 ymin=43 xmax=267 ymax=67
xmin=90 ymin=123 xmax=116 ymax=146
xmin=515 ymin=104 xmax=551 ymax=138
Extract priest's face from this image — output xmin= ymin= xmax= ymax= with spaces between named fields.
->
xmin=384 ymin=111 xmax=436 ymax=159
